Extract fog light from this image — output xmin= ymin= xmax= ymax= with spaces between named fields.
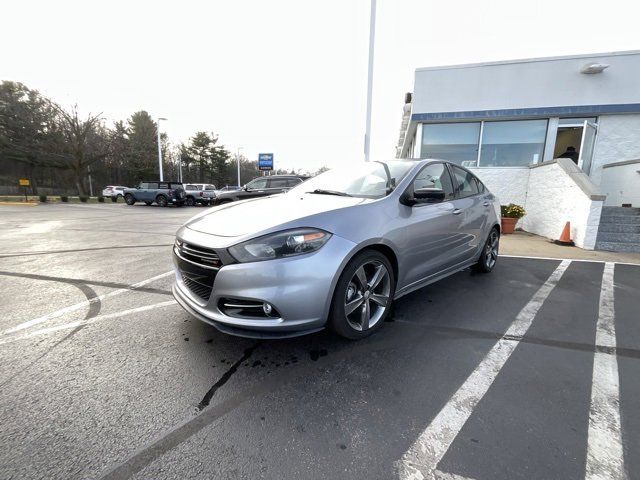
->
xmin=262 ymin=302 xmax=273 ymax=316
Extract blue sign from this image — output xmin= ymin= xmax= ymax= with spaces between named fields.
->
xmin=258 ymin=153 xmax=274 ymax=171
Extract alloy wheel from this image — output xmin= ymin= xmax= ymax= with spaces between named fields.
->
xmin=485 ymin=230 xmax=499 ymax=269
xmin=344 ymin=260 xmax=391 ymax=332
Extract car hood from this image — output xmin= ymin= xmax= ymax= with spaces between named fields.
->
xmin=185 ymin=193 xmax=369 ymax=237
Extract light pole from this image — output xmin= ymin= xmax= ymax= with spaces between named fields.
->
xmin=236 ymin=147 xmax=243 ymax=187
xmin=157 ymin=117 xmax=168 ymax=181
xmin=364 ymin=0 xmax=376 ymax=162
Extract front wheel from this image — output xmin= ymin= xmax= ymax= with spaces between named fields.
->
xmin=329 ymin=250 xmax=395 ymax=340
xmin=124 ymin=194 xmax=135 ymax=205
xmin=185 ymin=197 xmax=195 ymax=207
xmin=474 ymin=228 xmax=499 ymax=273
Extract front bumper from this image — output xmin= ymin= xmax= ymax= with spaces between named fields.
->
xmin=172 ymin=233 xmax=357 ymax=338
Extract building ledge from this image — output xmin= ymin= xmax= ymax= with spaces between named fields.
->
xmin=602 ymin=158 xmax=640 ymax=169
xmin=530 ymin=158 xmax=606 ymax=200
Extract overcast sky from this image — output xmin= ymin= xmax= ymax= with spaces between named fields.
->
xmin=2 ymin=0 xmax=639 ymax=172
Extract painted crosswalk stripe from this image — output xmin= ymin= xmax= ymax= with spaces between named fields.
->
xmin=397 ymin=259 xmax=571 ymax=480
xmin=586 ymin=262 xmax=628 ymax=480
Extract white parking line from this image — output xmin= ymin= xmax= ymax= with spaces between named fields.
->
xmin=2 ymin=271 xmax=173 ymax=335
xmin=397 ymin=259 xmax=571 ymax=480
xmin=0 ymin=300 xmax=178 ymax=346
xmin=586 ymin=262 xmax=628 ymax=480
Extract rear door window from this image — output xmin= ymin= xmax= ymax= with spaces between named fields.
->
xmin=147 ymin=182 xmax=159 ymax=189
xmin=449 ymin=165 xmax=480 ymax=198
xmin=268 ymin=178 xmax=289 ymax=188
xmin=286 ymin=178 xmax=302 ymax=187
xmin=186 ymin=184 xmax=198 ymax=190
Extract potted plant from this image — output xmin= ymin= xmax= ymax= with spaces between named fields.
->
xmin=500 ymin=203 xmax=525 ymax=234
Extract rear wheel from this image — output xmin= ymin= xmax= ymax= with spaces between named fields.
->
xmin=124 ymin=194 xmax=135 ymax=205
xmin=474 ymin=228 xmax=499 ymax=273
xmin=329 ymin=250 xmax=395 ymax=340
xmin=185 ymin=196 xmax=195 ymax=206
xmin=156 ymin=195 xmax=168 ymax=207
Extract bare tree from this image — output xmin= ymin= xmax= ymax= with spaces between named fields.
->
xmin=54 ymin=105 xmax=108 ymax=195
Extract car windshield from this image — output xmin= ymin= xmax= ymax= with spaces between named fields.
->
xmin=288 ymin=161 xmax=414 ymax=199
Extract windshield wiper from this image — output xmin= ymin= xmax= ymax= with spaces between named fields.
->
xmin=307 ymin=189 xmax=352 ymax=197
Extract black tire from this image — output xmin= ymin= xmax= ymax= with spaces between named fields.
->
xmin=185 ymin=196 xmax=195 ymax=207
xmin=474 ymin=227 xmax=499 ymax=273
xmin=329 ymin=250 xmax=396 ymax=340
xmin=124 ymin=193 xmax=135 ymax=205
xmin=116 ymin=194 xmax=123 ymax=199
xmin=156 ymin=195 xmax=168 ymax=207
xmin=145 ymin=201 xmax=152 ymax=206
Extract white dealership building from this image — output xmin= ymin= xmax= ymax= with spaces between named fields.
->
xmin=396 ymin=50 xmax=640 ymax=251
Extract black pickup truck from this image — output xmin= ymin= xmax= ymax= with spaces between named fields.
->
xmin=123 ymin=181 xmax=186 ymax=207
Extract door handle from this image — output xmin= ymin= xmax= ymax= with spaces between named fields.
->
xmin=453 ymin=208 xmax=462 ymax=215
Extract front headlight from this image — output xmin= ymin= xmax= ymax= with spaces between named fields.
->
xmin=228 ymin=228 xmax=331 ymax=263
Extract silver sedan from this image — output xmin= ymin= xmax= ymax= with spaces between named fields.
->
xmin=172 ymin=160 xmax=501 ymax=339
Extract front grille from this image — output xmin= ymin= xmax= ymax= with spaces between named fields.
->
xmin=174 ymin=239 xmax=223 ymax=301
xmin=181 ymin=272 xmax=213 ymax=301
xmin=174 ymin=240 xmax=221 ymax=269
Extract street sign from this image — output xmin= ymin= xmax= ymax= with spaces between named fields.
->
xmin=19 ymin=178 xmax=30 ymax=186
xmin=258 ymin=153 xmax=274 ymax=171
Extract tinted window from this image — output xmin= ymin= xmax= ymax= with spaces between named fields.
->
xmin=186 ymin=184 xmax=197 ymax=190
xmin=147 ymin=182 xmax=159 ymax=189
xmin=450 ymin=166 xmax=480 ymax=198
xmin=479 ymin=119 xmax=547 ymax=166
xmin=205 ymin=185 xmax=216 ymax=190
xmin=421 ymin=123 xmax=480 ymax=167
xmin=287 ymin=178 xmax=302 ymax=187
xmin=139 ymin=182 xmax=149 ymax=189
xmin=158 ymin=182 xmax=169 ymax=189
xmin=413 ymin=163 xmax=455 ymax=200
xmin=169 ymin=182 xmax=183 ymax=189
xmin=247 ymin=178 xmax=268 ymax=189
xmin=268 ymin=178 xmax=289 ymax=188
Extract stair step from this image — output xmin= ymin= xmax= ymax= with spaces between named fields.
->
xmin=595 ymin=241 xmax=640 ymax=253
xmin=596 ymin=232 xmax=640 ymax=243
xmin=602 ymin=206 xmax=640 ymax=216
xmin=597 ymin=223 xmax=640 ymax=234
xmin=599 ymin=215 xmax=640 ymax=225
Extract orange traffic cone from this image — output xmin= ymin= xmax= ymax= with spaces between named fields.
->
xmin=554 ymin=221 xmax=574 ymax=246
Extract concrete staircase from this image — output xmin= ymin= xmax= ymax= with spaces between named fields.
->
xmin=595 ymin=207 xmax=640 ymax=252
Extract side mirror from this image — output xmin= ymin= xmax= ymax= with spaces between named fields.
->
xmin=401 ymin=188 xmax=446 ymax=206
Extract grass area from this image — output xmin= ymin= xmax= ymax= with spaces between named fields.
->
xmin=0 ymin=195 xmax=124 ymax=204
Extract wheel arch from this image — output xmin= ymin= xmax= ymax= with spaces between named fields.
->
xmin=322 ymin=240 xmax=401 ymax=324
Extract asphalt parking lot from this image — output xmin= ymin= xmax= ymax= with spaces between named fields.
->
xmin=0 ymin=203 xmax=639 ymax=480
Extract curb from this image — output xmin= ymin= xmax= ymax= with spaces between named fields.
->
xmin=0 ymin=202 xmax=38 ymax=207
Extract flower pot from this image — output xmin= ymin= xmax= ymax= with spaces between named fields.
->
xmin=501 ymin=217 xmax=518 ymax=234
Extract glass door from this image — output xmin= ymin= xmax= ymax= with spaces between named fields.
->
xmin=578 ymin=121 xmax=597 ymax=175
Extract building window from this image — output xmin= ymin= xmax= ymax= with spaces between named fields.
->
xmin=421 ymin=122 xmax=480 ymax=166
xmin=479 ymin=119 xmax=547 ymax=167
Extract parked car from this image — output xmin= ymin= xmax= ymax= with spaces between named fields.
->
xmin=211 ymin=175 xmax=307 ymax=205
xmin=215 ymin=185 xmax=242 ymax=195
xmin=184 ymin=183 xmax=217 ymax=206
xmin=172 ymin=160 xmax=501 ymax=339
xmin=102 ymin=185 xmax=127 ymax=198
xmin=123 ymin=181 xmax=186 ymax=207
